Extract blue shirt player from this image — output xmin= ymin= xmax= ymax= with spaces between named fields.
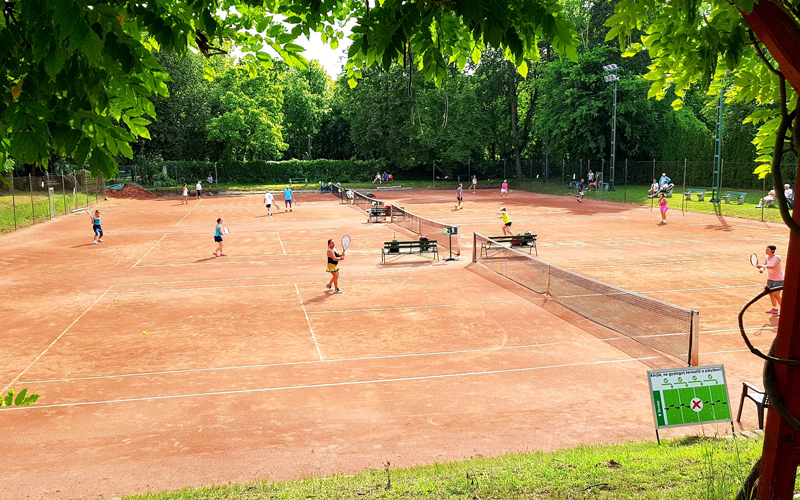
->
xmin=577 ymin=179 xmax=585 ymax=202
xmin=283 ymin=186 xmax=293 ymax=212
xmin=91 ymin=210 xmax=103 ymax=244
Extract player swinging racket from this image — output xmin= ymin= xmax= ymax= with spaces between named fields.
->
xmin=264 ymin=189 xmax=275 ymax=217
xmin=326 ymin=238 xmax=346 ymax=294
xmin=91 ymin=209 xmax=103 ymax=244
xmin=213 ymin=218 xmax=226 ymax=257
xmin=455 ymin=183 xmax=464 ymax=209
xmin=498 ymin=207 xmax=513 ymax=236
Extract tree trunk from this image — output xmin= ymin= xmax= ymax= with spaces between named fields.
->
xmin=510 ymin=77 xmax=522 ymax=179
xmin=739 ymin=4 xmax=800 ymax=499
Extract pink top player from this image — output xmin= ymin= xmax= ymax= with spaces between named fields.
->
xmin=765 ymin=254 xmax=784 ymax=281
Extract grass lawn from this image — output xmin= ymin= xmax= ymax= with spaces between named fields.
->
xmin=0 ymin=192 xmax=100 ymax=233
xmin=121 ymin=436 xmax=785 ymax=500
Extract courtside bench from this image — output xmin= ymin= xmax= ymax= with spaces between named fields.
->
xmin=368 ymin=206 xmax=393 ymax=223
xmin=723 ymin=191 xmax=748 ymax=204
xmin=289 ymin=178 xmax=308 ymax=184
xmin=483 ymin=234 xmax=538 ymax=256
xmin=684 ymin=188 xmax=706 ymax=201
xmin=382 ymin=240 xmax=439 ymax=262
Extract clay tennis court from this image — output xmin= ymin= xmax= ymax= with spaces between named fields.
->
xmin=0 ymin=188 xmax=787 ymax=499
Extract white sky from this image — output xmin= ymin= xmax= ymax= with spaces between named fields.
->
xmin=296 ymin=30 xmax=350 ymax=79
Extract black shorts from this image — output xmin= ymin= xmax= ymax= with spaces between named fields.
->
xmin=505 ymin=222 xmax=512 ymax=227
xmin=457 ymin=196 xmax=462 ymax=202
xmin=266 ymin=204 xmax=272 ymax=208
xmin=93 ymin=226 xmax=103 ymax=236
xmin=214 ymin=236 xmax=223 ymax=242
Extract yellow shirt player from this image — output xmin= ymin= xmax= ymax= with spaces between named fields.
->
xmin=499 ymin=207 xmax=513 ymax=236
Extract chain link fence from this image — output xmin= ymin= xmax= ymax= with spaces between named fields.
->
xmin=1 ymin=171 xmax=106 ymax=232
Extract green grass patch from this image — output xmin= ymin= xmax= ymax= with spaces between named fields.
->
xmin=0 ymin=192 xmax=100 ymax=233
xmin=121 ymin=436 xmax=784 ymax=500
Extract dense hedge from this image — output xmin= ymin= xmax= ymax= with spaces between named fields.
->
xmin=158 ymin=159 xmax=387 ymax=184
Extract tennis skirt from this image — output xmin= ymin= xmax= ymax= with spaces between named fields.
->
xmin=326 ymin=263 xmax=339 ymax=273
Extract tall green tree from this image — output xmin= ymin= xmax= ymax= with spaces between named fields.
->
xmin=280 ymin=60 xmax=329 ymax=160
xmin=206 ymin=67 xmax=286 ymax=161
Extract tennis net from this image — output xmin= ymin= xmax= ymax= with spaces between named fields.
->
xmin=329 ymin=189 xmax=460 ymax=258
xmin=474 ymin=233 xmax=699 ymax=366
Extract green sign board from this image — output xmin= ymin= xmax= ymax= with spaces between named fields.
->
xmin=647 ymin=365 xmax=731 ymax=429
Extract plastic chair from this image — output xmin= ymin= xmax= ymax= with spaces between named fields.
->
xmin=736 ymin=382 xmax=770 ymax=430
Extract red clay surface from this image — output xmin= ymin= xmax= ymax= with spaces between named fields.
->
xmin=105 ymin=184 xmax=158 ymax=199
xmin=0 ymin=189 xmax=787 ymax=499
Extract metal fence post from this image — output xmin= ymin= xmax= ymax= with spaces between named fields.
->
xmin=624 ymin=159 xmax=628 ymax=204
xmin=29 ymin=173 xmax=35 ymax=224
xmin=10 ymin=171 xmax=17 ymax=230
xmin=61 ymin=173 xmax=67 ymax=215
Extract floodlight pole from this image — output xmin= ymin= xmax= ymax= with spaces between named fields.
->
xmin=602 ymin=65 xmax=619 ymax=192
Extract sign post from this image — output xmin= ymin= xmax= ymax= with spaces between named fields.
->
xmin=647 ymin=365 xmax=733 ymax=443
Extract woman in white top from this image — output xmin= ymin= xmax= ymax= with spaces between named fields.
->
xmin=182 ymin=183 xmax=188 ymax=204
xmin=264 ymin=190 xmax=275 ymax=216
xmin=195 ymin=180 xmax=203 ymax=199
xmin=471 ymin=175 xmax=477 ymax=193
xmin=757 ymin=189 xmax=776 ymax=208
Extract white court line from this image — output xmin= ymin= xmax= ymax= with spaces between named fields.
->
xmin=276 ymin=232 xmax=287 ymax=255
xmin=295 ymin=284 xmax=322 ymax=360
xmin=8 ymin=356 xmax=657 ymax=410
xmin=132 ymin=233 xmax=167 ymax=268
xmin=21 ymin=338 xmax=622 ymax=385
xmin=637 ymin=284 xmax=759 ymax=294
xmin=698 ymin=268 xmax=762 ymax=285
xmin=1 ymin=287 xmax=112 ymax=394
xmin=106 ymin=277 xmax=414 ymax=295
xmin=308 ymin=299 xmax=522 ymax=315
xmin=110 ymin=270 xmax=419 ymax=287
xmin=174 ymin=199 xmax=203 ymax=226
xmin=703 ymin=326 xmax=777 ymax=334
xmin=575 ymin=257 xmax=749 ymax=270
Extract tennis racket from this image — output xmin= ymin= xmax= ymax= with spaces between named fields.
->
xmin=750 ymin=252 xmax=763 ymax=273
xmin=71 ymin=208 xmax=90 ymax=214
xmin=223 ymin=227 xmax=230 ymax=235
xmin=341 ymin=235 xmax=351 ymax=255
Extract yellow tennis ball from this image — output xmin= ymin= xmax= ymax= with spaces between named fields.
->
xmin=142 ymin=331 xmax=147 ymax=335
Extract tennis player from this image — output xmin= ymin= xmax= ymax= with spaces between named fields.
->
xmin=577 ymin=179 xmax=585 ymax=202
xmin=91 ymin=209 xmax=103 ymax=244
xmin=213 ymin=218 xmax=226 ymax=257
xmin=182 ymin=183 xmax=189 ymax=204
xmin=284 ymin=185 xmax=293 ymax=212
xmin=326 ymin=239 xmax=345 ymax=294
xmin=759 ymin=245 xmax=783 ymax=314
xmin=499 ymin=207 xmax=513 ymax=235
xmin=195 ymin=180 xmax=202 ymax=199
xmin=264 ymin=189 xmax=275 ymax=216
xmin=456 ymin=183 xmax=463 ymax=209
xmin=500 ymin=180 xmax=508 ymax=199
xmin=471 ymin=175 xmax=477 ymax=193
xmin=658 ymin=193 xmax=669 ymax=225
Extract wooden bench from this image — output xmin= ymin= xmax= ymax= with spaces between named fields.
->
xmin=382 ymin=240 xmax=439 ymax=262
xmin=289 ymin=178 xmax=308 ymax=184
xmin=368 ymin=206 xmax=393 ymax=223
xmin=684 ymin=188 xmax=706 ymax=201
xmin=483 ymin=234 xmax=538 ymax=257
xmin=723 ymin=191 xmax=748 ymax=204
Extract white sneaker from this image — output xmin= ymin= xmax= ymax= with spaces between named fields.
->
xmin=98 ymin=238 xmax=103 ymax=242
xmin=92 ymin=241 xmax=98 ymax=245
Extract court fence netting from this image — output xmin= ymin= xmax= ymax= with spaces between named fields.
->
xmin=330 ymin=185 xmax=460 ymax=258
xmin=473 ymin=232 xmax=699 ymax=366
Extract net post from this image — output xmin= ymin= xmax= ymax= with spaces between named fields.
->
xmin=689 ymin=310 xmax=700 ymax=366
xmin=473 ymin=232 xmax=477 ymax=263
